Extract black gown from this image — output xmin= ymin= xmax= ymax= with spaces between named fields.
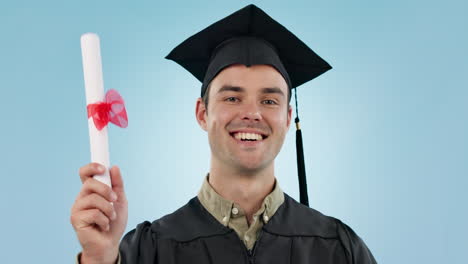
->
xmin=120 ymin=194 xmax=377 ymax=264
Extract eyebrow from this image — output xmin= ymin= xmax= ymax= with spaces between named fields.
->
xmin=217 ymin=85 xmax=285 ymax=97
xmin=260 ymin=87 xmax=285 ymax=97
xmin=217 ymin=85 xmax=244 ymax=93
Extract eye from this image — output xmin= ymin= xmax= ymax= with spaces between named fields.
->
xmin=262 ymin=99 xmax=278 ymax=105
xmin=225 ymin=97 xmax=239 ymax=102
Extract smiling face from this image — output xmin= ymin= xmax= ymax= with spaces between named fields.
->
xmin=196 ymin=64 xmax=292 ymax=174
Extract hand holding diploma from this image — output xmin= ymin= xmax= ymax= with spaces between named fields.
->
xmin=71 ymin=164 xmax=128 ymax=264
xmin=70 ymin=33 xmax=129 ymax=264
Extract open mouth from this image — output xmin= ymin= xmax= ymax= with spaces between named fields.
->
xmin=230 ymin=132 xmax=268 ymax=141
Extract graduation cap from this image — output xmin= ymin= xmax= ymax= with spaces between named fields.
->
xmin=166 ymin=4 xmax=332 ymax=207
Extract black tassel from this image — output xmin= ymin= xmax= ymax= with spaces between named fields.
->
xmin=295 ymin=118 xmax=309 ymax=206
xmin=294 ymin=88 xmax=309 ymax=206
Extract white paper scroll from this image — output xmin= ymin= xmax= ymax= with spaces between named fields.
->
xmin=80 ymin=33 xmax=111 ymax=187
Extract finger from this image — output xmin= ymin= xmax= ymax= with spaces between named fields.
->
xmin=79 ymin=162 xmax=106 ymax=184
xmin=109 ymin=165 xmax=126 ymax=202
xmin=77 ymin=178 xmax=117 ymax=203
xmin=73 ymin=193 xmax=116 ymax=221
xmin=71 ymin=209 xmax=110 ymax=232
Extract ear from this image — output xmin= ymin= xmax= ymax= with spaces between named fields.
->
xmin=286 ymin=105 xmax=292 ymax=129
xmin=195 ymin=98 xmax=208 ymax=131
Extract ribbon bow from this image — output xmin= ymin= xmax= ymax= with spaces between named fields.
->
xmin=87 ymin=89 xmax=128 ymax=131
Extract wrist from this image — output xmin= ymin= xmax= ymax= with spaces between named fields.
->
xmin=80 ymin=249 xmax=119 ymax=264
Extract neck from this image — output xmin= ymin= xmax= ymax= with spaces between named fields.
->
xmin=208 ymin=159 xmax=276 ymax=224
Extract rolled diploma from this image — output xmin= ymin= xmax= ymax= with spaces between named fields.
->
xmin=80 ymin=33 xmax=111 ymax=187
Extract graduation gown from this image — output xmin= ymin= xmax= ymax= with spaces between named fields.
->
xmin=120 ymin=194 xmax=377 ymax=264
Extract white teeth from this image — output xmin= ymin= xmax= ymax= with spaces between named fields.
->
xmin=233 ymin=132 xmax=263 ymax=141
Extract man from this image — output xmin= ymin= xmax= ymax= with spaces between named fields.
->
xmin=71 ymin=4 xmax=377 ymax=264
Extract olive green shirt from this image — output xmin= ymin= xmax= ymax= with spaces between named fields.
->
xmin=76 ymin=174 xmax=284 ymax=263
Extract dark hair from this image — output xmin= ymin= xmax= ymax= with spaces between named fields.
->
xmin=201 ymin=82 xmax=212 ymax=107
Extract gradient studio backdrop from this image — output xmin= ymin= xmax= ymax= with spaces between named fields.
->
xmin=0 ymin=0 xmax=466 ymax=263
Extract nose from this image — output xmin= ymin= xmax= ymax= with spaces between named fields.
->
xmin=240 ymin=102 xmax=262 ymax=122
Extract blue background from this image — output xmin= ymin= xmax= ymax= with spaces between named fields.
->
xmin=0 ymin=0 xmax=466 ymax=263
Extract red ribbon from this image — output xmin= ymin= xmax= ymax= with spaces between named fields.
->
xmin=87 ymin=89 xmax=128 ymax=131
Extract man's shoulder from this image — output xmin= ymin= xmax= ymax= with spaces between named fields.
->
xmin=120 ymin=198 xmax=214 ymax=262
xmin=269 ymin=194 xmax=376 ymax=262
xmin=264 ymin=193 xmax=343 ymax=238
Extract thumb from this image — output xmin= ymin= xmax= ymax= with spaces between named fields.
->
xmin=110 ymin=165 xmax=126 ymax=202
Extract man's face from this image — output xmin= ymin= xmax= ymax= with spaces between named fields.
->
xmin=196 ymin=64 xmax=292 ymax=173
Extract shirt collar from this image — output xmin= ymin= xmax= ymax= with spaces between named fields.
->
xmin=197 ymin=174 xmax=285 ymax=226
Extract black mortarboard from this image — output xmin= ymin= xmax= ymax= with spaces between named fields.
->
xmin=166 ymin=4 xmax=332 ymax=206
